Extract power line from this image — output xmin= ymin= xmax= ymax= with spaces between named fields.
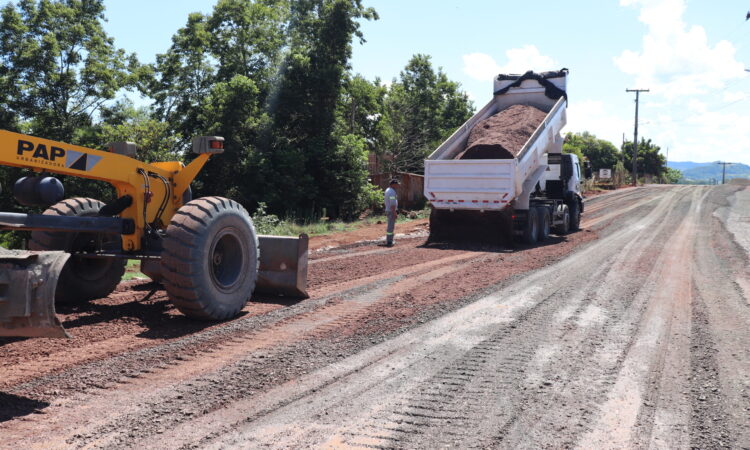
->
xmin=626 ymin=88 xmax=649 ymax=186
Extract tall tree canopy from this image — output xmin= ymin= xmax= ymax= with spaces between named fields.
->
xmin=0 ymin=0 xmax=480 ymax=223
xmin=0 ymin=0 xmax=139 ymax=142
xmin=260 ymin=0 xmax=378 ymax=218
xmin=378 ymin=54 xmax=474 ymax=174
xmin=622 ymin=138 xmax=667 ymax=178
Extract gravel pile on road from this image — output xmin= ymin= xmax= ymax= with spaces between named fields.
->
xmin=455 ymin=104 xmax=546 ymax=160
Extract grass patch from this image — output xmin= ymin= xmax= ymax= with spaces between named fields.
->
xmin=122 ymin=259 xmax=146 ymax=281
xmin=252 ymin=205 xmax=430 ymax=237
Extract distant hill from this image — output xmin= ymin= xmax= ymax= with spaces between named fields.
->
xmin=668 ymin=161 xmax=750 ymax=184
xmin=667 ymin=161 xmax=705 ymax=171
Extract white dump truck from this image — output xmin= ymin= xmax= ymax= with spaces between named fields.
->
xmin=424 ymin=69 xmax=591 ymax=244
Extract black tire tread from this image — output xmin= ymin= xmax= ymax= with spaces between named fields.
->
xmin=161 ymin=196 xmax=259 ymax=321
xmin=569 ymin=201 xmax=581 ymax=232
xmin=521 ymin=208 xmax=538 ymax=245
xmin=29 ymin=197 xmax=125 ymax=303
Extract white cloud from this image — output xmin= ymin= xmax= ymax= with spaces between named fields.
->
xmin=723 ymin=91 xmax=746 ymax=103
xmin=611 ymin=0 xmax=750 ymax=164
xmin=686 ymin=99 xmax=706 ymax=113
xmin=658 ymin=109 xmax=750 ymax=163
xmin=566 ymin=100 xmax=631 ymax=147
xmin=614 ymin=0 xmax=746 ymax=100
xmin=463 ymin=46 xmax=557 ymax=81
xmin=463 ymin=53 xmax=501 ymax=81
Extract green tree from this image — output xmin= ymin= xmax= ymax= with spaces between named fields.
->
xmin=562 ymin=144 xmax=585 ymax=165
xmin=207 ymin=0 xmax=287 ymax=93
xmin=260 ymin=0 xmax=378 ymax=219
xmin=661 ymin=167 xmax=683 ymax=184
xmin=378 ymin=54 xmax=473 ymax=174
xmin=335 ymin=74 xmax=388 ymax=153
xmin=563 ymin=131 xmax=621 ymax=171
xmin=146 ymin=0 xmax=288 ymax=205
xmin=612 ymin=160 xmax=628 ymax=187
xmin=146 ymin=12 xmax=216 ymax=142
xmin=0 ymin=0 xmax=140 ymax=215
xmin=622 ymin=138 xmax=667 ymax=178
xmin=0 ymin=0 xmax=139 ymax=142
xmin=99 ymin=103 xmax=182 ymax=163
xmin=197 ymin=74 xmax=267 ymax=203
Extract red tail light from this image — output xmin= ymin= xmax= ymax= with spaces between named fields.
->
xmin=209 ymin=140 xmax=224 ymax=150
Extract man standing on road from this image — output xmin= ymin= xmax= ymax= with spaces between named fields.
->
xmin=384 ymin=179 xmax=399 ymax=247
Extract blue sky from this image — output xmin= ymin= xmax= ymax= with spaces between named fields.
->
xmin=102 ymin=0 xmax=750 ymax=164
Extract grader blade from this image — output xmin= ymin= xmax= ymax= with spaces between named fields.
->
xmin=0 ymin=249 xmax=69 ymax=338
xmin=255 ymin=234 xmax=309 ymax=298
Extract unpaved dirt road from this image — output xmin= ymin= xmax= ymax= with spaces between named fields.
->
xmin=1 ymin=184 xmax=748 ymax=449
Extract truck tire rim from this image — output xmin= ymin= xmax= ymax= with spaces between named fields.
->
xmin=209 ymin=228 xmax=245 ymax=292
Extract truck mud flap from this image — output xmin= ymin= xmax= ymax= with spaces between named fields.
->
xmin=0 ymin=249 xmax=69 ymax=338
xmin=255 ymin=234 xmax=309 ymax=298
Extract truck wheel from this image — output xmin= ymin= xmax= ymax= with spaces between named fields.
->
xmin=569 ymin=201 xmax=581 ymax=231
xmin=161 ymin=197 xmax=259 ymax=320
xmin=29 ymin=198 xmax=125 ymax=303
xmin=428 ymin=207 xmax=444 ymax=242
xmin=536 ymin=207 xmax=551 ymax=242
xmin=554 ymin=204 xmax=570 ymax=235
xmin=521 ymin=208 xmax=538 ymax=244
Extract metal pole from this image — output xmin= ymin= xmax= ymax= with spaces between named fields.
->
xmin=717 ymin=161 xmax=733 ymax=184
xmin=626 ymin=89 xmax=649 ymax=186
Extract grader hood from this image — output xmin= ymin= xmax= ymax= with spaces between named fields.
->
xmin=0 ymin=249 xmax=69 ymax=338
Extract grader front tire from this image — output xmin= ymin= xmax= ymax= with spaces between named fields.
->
xmin=160 ymin=197 xmax=259 ymax=320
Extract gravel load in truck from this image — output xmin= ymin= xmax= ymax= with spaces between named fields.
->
xmin=455 ymin=104 xmax=547 ymax=160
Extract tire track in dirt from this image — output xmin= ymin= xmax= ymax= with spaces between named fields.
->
xmin=163 ymin=187 xmax=695 ymax=449
xmin=384 ymin=186 xmax=697 ymax=449
xmin=1 ymin=185 xmax=719 ymax=449
xmin=688 ymin=184 xmax=750 ymax=448
xmin=2 ymin=252 xmax=489 ymax=448
xmin=578 ymin=186 xmax=708 ymax=448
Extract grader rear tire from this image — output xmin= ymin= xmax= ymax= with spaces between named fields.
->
xmin=29 ymin=198 xmax=126 ymax=303
xmin=160 ymin=197 xmax=259 ymax=320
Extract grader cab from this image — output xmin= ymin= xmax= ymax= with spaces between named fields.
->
xmin=0 ymin=130 xmax=308 ymax=338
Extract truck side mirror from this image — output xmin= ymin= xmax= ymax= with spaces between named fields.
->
xmin=584 ymin=161 xmax=593 ymax=179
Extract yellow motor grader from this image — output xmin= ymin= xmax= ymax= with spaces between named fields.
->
xmin=0 ymin=130 xmax=308 ymax=338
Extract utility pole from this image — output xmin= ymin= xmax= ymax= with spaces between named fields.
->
xmin=626 ymin=88 xmax=649 ymax=186
xmin=717 ymin=161 xmax=733 ymax=184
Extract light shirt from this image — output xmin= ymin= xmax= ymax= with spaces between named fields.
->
xmin=384 ymin=187 xmax=398 ymax=211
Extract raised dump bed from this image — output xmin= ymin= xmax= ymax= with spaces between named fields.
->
xmin=424 ymin=69 xmax=590 ymax=244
